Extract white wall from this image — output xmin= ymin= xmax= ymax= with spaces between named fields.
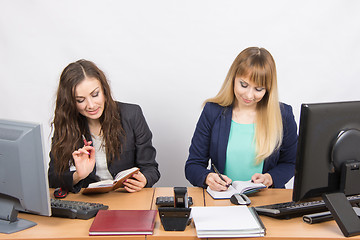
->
xmin=1 ymin=0 xmax=360 ymax=187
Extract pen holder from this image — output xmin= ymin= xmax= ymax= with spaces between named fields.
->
xmin=158 ymin=207 xmax=191 ymax=231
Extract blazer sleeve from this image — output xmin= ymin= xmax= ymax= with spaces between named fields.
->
xmin=131 ymin=105 xmax=160 ymax=187
xmin=266 ymin=103 xmax=298 ymax=188
xmin=48 ymin=151 xmax=85 ymax=193
xmin=185 ymin=103 xmax=217 ymax=187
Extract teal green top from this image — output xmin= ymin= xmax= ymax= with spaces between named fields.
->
xmin=224 ymin=121 xmax=264 ymax=181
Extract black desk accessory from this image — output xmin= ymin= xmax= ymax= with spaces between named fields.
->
xmin=156 ymin=196 xmax=193 ymax=207
xmin=303 ymin=207 xmax=360 ymax=224
xmin=230 ymin=193 xmax=251 ymax=205
xmin=323 ymin=192 xmax=360 ymax=237
xmin=158 ymin=187 xmax=191 ymax=231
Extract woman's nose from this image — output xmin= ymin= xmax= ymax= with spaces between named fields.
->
xmin=87 ymin=98 xmax=95 ymax=108
xmin=246 ymin=88 xmax=255 ymax=99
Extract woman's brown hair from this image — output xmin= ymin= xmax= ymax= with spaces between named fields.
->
xmin=51 ymin=59 xmax=125 ymax=175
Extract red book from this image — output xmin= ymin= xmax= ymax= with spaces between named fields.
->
xmin=89 ymin=209 xmax=157 ymax=235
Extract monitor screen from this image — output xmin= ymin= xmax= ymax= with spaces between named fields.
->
xmin=0 ymin=119 xmax=51 ymax=234
xmin=293 ymin=101 xmax=360 ymax=202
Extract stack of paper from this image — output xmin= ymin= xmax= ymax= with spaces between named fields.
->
xmin=191 ymin=206 xmax=265 ymax=238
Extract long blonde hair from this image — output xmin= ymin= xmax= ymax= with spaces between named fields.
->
xmin=206 ymin=47 xmax=283 ymax=163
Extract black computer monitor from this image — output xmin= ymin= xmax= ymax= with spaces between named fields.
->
xmin=0 ymin=119 xmax=51 ymax=234
xmin=293 ymin=101 xmax=360 ymax=202
xmin=292 ymin=101 xmax=360 ymax=237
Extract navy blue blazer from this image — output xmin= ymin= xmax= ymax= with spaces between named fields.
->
xmin=185 ymin=102 xmax=298 ymax=188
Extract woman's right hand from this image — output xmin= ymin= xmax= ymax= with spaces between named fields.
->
xmin=205 ymin=172 xmax=232 ymax=191
xmin=72 ymin=145 xmax=95 ymax=185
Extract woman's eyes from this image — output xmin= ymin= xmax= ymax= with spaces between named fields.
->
xmin=240 ymin=81 xmax=248 ymax=88
xmin=76 ymin=92 xmax=99 ymax=103
xmin=255 ymin=87 xmax=265 ymax=92
xmin=240 ymin=81 xmax=264 ymax=91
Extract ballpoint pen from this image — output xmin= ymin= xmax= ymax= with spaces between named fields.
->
xmin=81 ymin=135 xmax=91 ymax=155
xmin=82 ymin=135 xmax=88 ymax=145
xmin=212 ymin=163 xmax=231 ymax=188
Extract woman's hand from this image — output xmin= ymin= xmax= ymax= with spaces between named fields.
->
xmin=72 ymin=145 xmax=95 ymax=185
xmin=123 ymin=171 xmax=147 ymax=193
xmin=205 ymin=172 xmax=232 ymax=191
xmin=251 ymin=173 xmax=273 ymax=187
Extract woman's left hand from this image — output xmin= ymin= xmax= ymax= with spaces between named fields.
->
xmin=123 ymin=171 xmax=147 ymax=193
xmin=251 ymin=173 xmax=273 ymax=187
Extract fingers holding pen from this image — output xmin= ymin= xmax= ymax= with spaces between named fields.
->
xmin=206 ymin=172 xmax=232 ymax=191
xmin=72 ymin=145 xmax=95 ymax=159
xmin=82 ymin=135 xmax=92 ymax=146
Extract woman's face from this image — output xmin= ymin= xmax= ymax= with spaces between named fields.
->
xmin=74 ymin=77 xmax=105 ymax=121
xmin=233 ymin=76 xmax=266 ymax=109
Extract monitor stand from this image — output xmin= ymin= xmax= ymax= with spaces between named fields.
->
xmin=323 ymin=192 xmax=360 ymax=237
xmin=0 ymin=200 xmax=37 ymax=234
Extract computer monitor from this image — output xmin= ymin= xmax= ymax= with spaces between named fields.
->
xmin=293 ymin=101 xmax=360 ymax=202
xmin=0 ymin=119 xmax=51 ymax=234
xmin=292 ymin=101 xmax=360 ymax=237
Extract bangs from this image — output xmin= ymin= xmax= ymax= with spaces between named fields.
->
xmin=236 ymin=57 xmax=273 ymax=91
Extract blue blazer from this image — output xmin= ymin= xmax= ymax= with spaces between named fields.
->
xmin=185 ymin=102 xmax=298 ymax=188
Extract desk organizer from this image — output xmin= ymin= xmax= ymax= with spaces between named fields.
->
xmin=158 ymin=207 xmax=191 ymax=231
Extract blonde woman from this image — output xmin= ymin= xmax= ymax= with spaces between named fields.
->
xmin=185 ymin=47 xmax=297 ymax=191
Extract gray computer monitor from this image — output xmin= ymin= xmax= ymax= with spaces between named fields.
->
xmin=0 ymin=119 xmax=51 ymax=234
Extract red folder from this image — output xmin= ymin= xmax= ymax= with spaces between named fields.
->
xmin=89 ymin=209 xmax=157 ymax=235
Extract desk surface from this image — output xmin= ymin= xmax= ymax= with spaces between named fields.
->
xmin=1 ymin=188 xmax=359 ymax=240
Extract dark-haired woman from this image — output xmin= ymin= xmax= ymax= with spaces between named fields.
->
xmin=48 ymin=59 xmax=160 ymax=193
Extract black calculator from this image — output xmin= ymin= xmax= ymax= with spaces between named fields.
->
xmin=156 ymin=196 xmax=193 ymax=207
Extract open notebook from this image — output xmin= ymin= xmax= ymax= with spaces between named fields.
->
xmin=206 ymin=180 xmax=266 ymax=199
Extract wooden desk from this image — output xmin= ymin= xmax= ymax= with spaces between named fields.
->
xmin=0 ymin=188 xmax=154 ymax=240
xmin=2 ymin=187 xmax=360 ymax=240
xmin=205 ymin=188 xmax=360 ymax=239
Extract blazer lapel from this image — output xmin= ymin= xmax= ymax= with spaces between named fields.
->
xmin=217 ymin=105 xmax=232 ymax=173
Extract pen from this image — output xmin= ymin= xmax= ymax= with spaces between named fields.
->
xmin=82 ymin=135 xmax=88 ymax=145
xmin=212 ymin=164 xmax=231 ymax=187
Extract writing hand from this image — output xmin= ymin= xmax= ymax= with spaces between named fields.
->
xmin=123 ymin=171 xmax=147 ymax=193
xmin=206 ymin=172 xmax=232 ymax=191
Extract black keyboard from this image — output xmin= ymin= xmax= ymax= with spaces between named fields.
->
xmin=51 ymin=198 xmax=108 ymax=219
xmin=255 ymin=194 xmax=360 ymax=219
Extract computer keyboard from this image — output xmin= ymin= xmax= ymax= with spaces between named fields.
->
xmin=255 ymin=194 xmax=360 ymax=219
xmin=51 ymin=198 xmax=108 ymax=219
